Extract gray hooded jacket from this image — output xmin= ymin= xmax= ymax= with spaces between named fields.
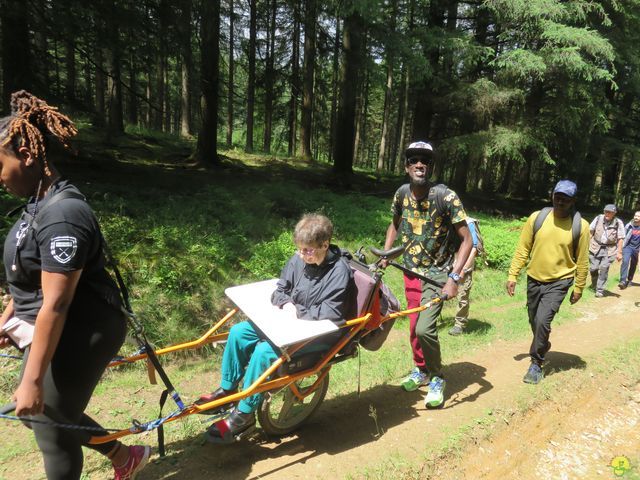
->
xmin=271 ymin=245 xmax=357 ymax=325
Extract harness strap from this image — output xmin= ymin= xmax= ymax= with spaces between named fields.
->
xmin=23 ymin=188 xmax=186 ymax=413
xmin=157 ymin=389 xmax=169 ymax=457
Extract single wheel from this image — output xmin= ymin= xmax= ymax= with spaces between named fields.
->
xmin=257 ymin=369 xmax=330 ymax=436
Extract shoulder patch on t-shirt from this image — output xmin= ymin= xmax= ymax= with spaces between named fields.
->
xmin=50 ymin=236 xmax=78 ymax=264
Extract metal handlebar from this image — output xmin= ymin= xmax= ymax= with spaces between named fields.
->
xmin=366 ymin=245 xmax=446 ymax=289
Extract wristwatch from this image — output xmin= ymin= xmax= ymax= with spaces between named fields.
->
xmin=448 ymin=272 xmax=461 ymax=284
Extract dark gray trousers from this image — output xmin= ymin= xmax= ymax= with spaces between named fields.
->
xmin=526 ymin=276 xmax=573 ymax=365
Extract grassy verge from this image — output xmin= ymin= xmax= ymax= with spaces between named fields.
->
xmin=347 ymin=335 xmax=640 ymax=480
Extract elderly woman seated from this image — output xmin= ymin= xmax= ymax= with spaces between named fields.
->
xmin=202 ymin=213 xmax=357 ymax=442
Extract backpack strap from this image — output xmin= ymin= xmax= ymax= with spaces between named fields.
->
xmin=22 ymin=190 xmax=87 ymax=230
xmin=533 ymin=207 xmax=553 ymax=236
xmin=24 ymin=188 xmax=187 ymax=422
xmin=571 ymin=211 xmax=582 ymax=262
xmin=429 ymin=183 xmax=448 ymax=218
xmin=398 ymin=183 xmax=448 ymax=219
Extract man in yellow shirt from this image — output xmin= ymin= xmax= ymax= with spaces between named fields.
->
xmin=506 ymin=180 xmax=589 ymax=384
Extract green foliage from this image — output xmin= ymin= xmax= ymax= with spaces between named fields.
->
xmin=474 ymin=216 xmax=523 ymax=269
xmin=242 ymin=231 xmax=295 ymax=278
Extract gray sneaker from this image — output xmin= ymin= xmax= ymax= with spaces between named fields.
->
xmin=523 ymin=363 xmax=544 ymax=384
xmin=595 ymin=291 xmax=604 ymax=298
xmin=448 ymin=325 xmax=464 ymax=336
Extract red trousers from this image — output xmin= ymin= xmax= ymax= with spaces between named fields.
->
xmin=404 ymin=273 xmax=426 ymax=369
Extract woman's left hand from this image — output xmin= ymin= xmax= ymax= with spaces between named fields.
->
xmin=13 ymin=380 xmax=44 ymax=416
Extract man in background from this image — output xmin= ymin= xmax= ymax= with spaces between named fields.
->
xmin=507 ymin=180 xmax=589 ymax=384
xmin=619 ymin=211 xmax=640 ymax=289
xmin=449 ymin=217 xmax=481 ymax=336
xmin=589 ymin=204 xmax=624 ymax=297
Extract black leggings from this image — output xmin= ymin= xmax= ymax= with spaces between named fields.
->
xmin=20 ymin=294 xmax=127 ymax=479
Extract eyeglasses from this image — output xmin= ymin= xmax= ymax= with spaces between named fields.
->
xmin=298 ymin=247 xmax=318 ymax=256
xmin=406 ymin=156 xmax=432 ymax=166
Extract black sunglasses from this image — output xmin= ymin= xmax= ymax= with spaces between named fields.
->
xmin=406 ymin=156 xmax=433 ymax=166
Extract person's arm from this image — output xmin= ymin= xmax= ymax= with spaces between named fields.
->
xmin=13 ymin=270 xmax=82 ymax=416
xmin=616 ymin=238 xmax=624 ymax=261
xmin=295 ymin=266 xmax=353 ymax=322
xmin=461 ymin=222 xmax=479 ymax=277
xmin=616 ymin=219 xmax=625 ymax=261
xmin=442 ymin=222 xmax=472 ymax=299
xmin=506 ymin=213 xmax=536 ymax=296
xmin=383 ymin=214 xmax=401 ymax=251
xmin=461 ymin=248 xmax=477 ymax=277
xmin=271 ymin=256 xmax=297 ymax=308
xmin=0 ymin=298 xmax=15 ymax=349
xmin=589 ymin=216 xmax=598 ymax=235
xmin=381 ymin=190 xmax=404 ymax=268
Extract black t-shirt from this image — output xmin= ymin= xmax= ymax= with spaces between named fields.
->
xmin=3 ymin=180 xmax=121 ymax=322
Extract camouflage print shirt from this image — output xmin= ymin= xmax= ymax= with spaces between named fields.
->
xmin=391 ymin=183 xmax=467 ymax=275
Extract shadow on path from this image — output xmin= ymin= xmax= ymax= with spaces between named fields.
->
xmin=441 ymin=361 xmax=493 ymax=410
xmin=513 ymin=350 xmax=586 ymax=378
xmin=140 ymin=383 xmax=424 ymax=479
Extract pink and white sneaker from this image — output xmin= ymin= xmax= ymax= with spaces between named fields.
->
xmin=113 ymin=445 xmax=151 ymax=480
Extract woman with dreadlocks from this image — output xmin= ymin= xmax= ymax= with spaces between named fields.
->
xmin=0 ymin=91 xmax=149 ymax=479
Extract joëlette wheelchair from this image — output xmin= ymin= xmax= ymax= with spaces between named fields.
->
xmin=1 ymin=245 xmax=445 ymax=449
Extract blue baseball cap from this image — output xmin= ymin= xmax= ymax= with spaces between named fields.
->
xmin=553 ymin=180 xmax=577 ymax=198
xmin=604 ymin=204 xmax=617 ymax=213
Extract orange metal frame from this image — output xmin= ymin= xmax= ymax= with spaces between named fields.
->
xmin=89 ymin=298 xmax=440 ymax=445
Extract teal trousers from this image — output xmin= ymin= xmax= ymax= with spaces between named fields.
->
xmin=220 ymin=321 xmax=334 ymax=413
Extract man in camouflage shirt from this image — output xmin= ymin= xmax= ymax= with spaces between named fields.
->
xmin=382 ymin=141 xmax=472 ymax=408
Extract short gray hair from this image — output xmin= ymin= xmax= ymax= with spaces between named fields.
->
xmin=293 ymin=214 xmax=333 ymax=247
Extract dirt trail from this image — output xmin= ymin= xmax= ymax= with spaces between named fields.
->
xmin=3 ymin=289 xmax=639 ymax=480
xmin=132 ymin=288 xmax=640 ymax=480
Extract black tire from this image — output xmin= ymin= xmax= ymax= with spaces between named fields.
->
xmin=257 ymin=369 xmax=330 ymax=436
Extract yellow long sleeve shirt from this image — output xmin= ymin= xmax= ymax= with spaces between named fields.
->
xmin=508 ymin=210 xmax=590 ymax=293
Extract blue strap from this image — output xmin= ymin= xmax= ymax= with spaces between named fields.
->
xmin=0 ymin=353 xmax=22 ymax=360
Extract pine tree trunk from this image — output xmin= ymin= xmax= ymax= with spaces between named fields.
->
xmin=180 ymin=0 xmax=193 ymax=137
xmin=226 ymin=0 xmax=235 ymax=148
xmin=376 ymin=0 xmax=397 ymax=172
xmin=1 ymin=0 xmax=31 ymax=107
xmin=34 ymin=0 xmax=49 ymax=92
xmin=299 ymin=0 xmax=316 ymax=160
xmin=287 ymin=1 xmax=300 ymax=157
xmin=155 ymin=0 xmax=169 ymax=131
xmin=94 ymin=45 xmax=105 ymax=126
xmin=83 ymin=55 xmax=92 ymax=108
xmin=105 ymin=0 xmax=123 ymax=136
xmin=164 ymin=62 xmax=171 ymax=133
xmin=128 ymin=51 xmax=138 ymax=125
xmin=245 ymin=0 xmax=257 ymax=152
xmin=412 ymin=0 xmax=445 ymax=140
xmin=263 ymin=0 xmax=277 ymax=153
xmin=393 ymin=62 xmax=409 ymax=172
xmin=196 ymin=0 xmax=221 ymax=166
xmin=145 ymin=71 xmax=152 ymax=127
xmin=328 ymin=16 xmax=340 ymax=163
xmin=65 ymin=36 xmax=76 ymax=102
xmin=332 ymin=8 xmax=364 ymax=176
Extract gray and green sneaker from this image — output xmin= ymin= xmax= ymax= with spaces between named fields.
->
xmin=424 ymin=376 xmax=446 ymax=408
xmin=401 ymin=367 xmax=429 ymax=392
